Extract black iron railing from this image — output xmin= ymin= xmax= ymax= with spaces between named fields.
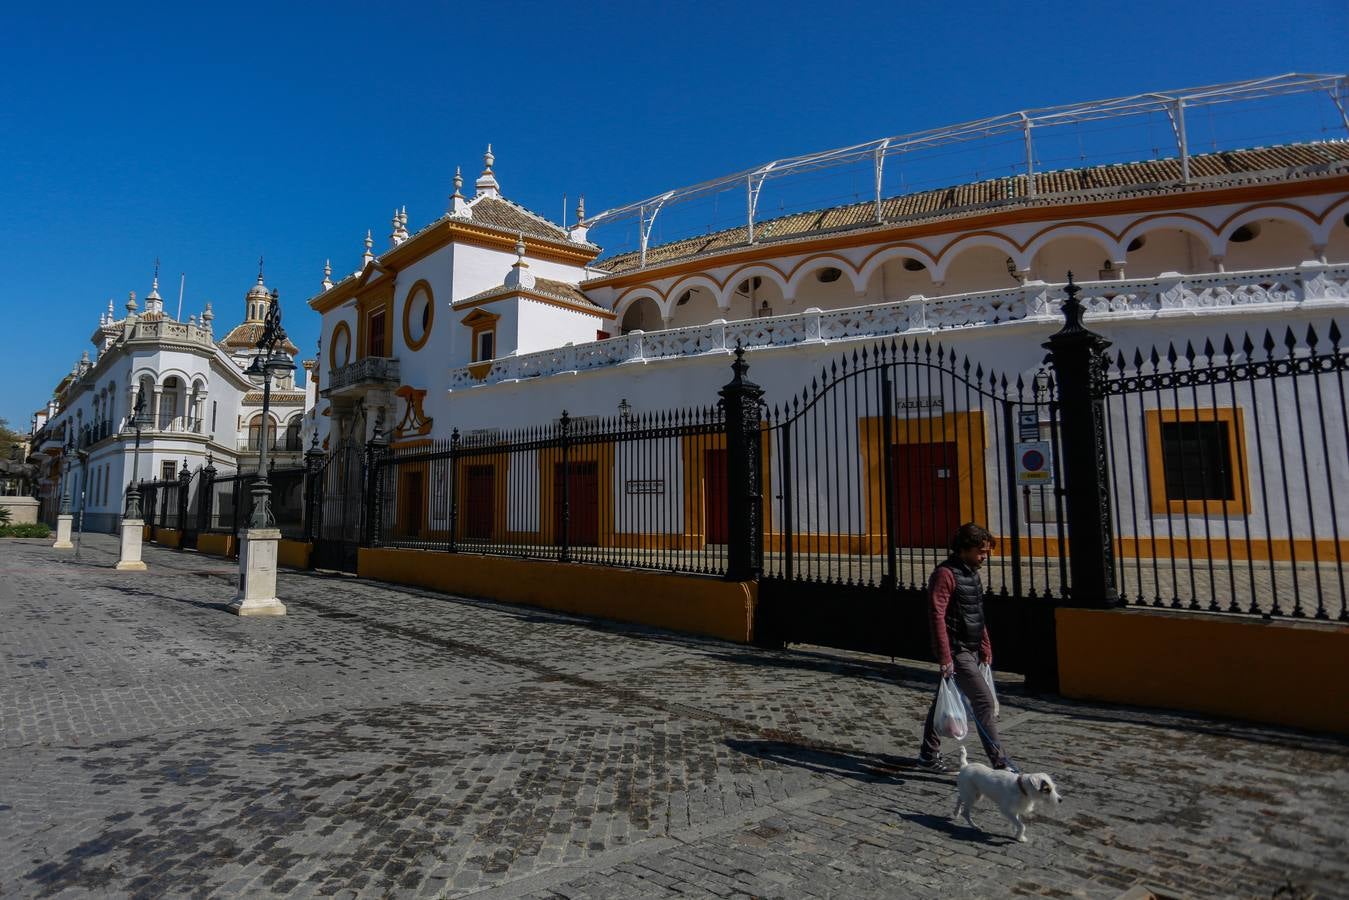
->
xmin=371 ymin=407 xmax=728 ymax=575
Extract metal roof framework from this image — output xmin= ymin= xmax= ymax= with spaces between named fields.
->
xmin=586 ymin=73 xmax=1349 ymax=268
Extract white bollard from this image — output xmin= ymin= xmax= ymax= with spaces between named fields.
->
xmin=53 ymin=514 xmax=75 ymax=549
xmin=115 ymin=519 xmax=147 ymax=571
xmin=228 ymin=528 xmax=287 ymax=616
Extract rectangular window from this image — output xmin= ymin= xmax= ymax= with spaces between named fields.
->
xmin=1145 ymin=408 xmax=1248 ymax=515
xmin=1160 ymin=421 xmax=1234 ymax=501
xmin=368 ymin=310 xmax=387 ymax=358
xmin=477 ymin=330 xmax=495 ymax=362
xmin=161 ymin=461 xmax=176 ymax=481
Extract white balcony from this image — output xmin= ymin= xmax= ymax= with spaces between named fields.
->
xmin=448 ymin=264 xmax=1349 ymax=390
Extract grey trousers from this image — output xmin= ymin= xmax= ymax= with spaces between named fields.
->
xmin=919 ymin=649 xmax=1007 ymax=767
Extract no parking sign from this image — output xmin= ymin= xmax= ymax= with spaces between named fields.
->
xmin=1015 ymin=441 xmax=1054 ymax=485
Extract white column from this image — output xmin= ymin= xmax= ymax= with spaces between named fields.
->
xmin=116 ymin=517 xmax=147 ymax=571
xmin=229 ymin=528 xmax=286 ymax=616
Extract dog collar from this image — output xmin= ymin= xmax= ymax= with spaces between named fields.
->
xmin=1017 ymin=775 xmax=1030 ymax=796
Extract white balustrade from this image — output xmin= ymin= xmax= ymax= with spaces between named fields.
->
xmin=447 ymin=265 xmax=1349 ymax=390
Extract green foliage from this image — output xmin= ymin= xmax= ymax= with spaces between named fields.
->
xmin=0 ymin=522 xmax=51 ymax=538
xmin=0 ymin=506 xmax=10 ymax=526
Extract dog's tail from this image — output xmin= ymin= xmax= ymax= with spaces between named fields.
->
xmin=958 ymin=745 xmax=968 ymax=769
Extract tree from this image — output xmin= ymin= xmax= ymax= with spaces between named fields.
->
xmin=0 ymin=417 xmax=25 ymax=461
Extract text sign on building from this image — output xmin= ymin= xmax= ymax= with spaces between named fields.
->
xmin=1017 ymin=409 xmax=1040 ymax=441
xmin=1015 ymin=441 xmax=1055 ymax=485
xmin=625 ymin=479 xmax=665 ymax=495
xmin=897 ymin=396 xmax=943 ymax=417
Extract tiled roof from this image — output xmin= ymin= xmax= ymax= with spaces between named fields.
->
xmin=592 ymin=141 xmax=1349 ymax=275
xmin=219 ymin=323 xmax=300 ymax=355
xmin=461 ymin=197 xmax=594 ymax=246
xmin=459 ymin=276 xmax=601 ymax=310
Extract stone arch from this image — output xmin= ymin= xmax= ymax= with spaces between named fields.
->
xmin=933 ymin=234 xmax=1026 ymax=294
xmin=613 ymin=287 xmax=667 ymax=325
xmin=618 ymin=293 xmax=665 ymax=334
xmin=717 ymin=264 xmax=790 ymax=309
xmin=665 ymin=276 xmax=722 ymax=328
xmin=1025 ymin=225 xmax=1120 ymax=282
xmin=1319 ymin=198 xmax=1349 ymax=263
xmin=1220 ymin=205 xmax=1319 ymax=270
xmin=856 ymin=245 xmax=940 ymax=303
xmin=856 ymin=245 xmax=939 ymax=292
xmin=786 ymin=254 xmax=866 ymax=300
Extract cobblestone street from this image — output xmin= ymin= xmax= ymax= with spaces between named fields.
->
xmin=1 ymin=534 xmax=1345 ymax=899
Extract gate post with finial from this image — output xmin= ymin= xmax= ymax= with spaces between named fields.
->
xmin=1043 ymin=273 xmax=1119 ymax=608
xmin=199 ymin=453 xmax=217 ymax=537
xmin=302 ymin=433 xmax=323 ymax=544
xmin=720 ymin=342 xmax=765 ymax=581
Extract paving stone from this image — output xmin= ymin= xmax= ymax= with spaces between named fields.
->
xmin=0 ymin=535 xmax=1344 ymax=899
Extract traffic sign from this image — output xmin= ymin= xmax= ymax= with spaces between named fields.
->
xmin=1015 ymin=440 xmax=1054 ymax=485
xmin=1017 ymin=409 xmax=1040 ymax=441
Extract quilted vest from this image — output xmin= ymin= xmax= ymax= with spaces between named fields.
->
xmin=938 ymin=556 xmax=986 ymax=652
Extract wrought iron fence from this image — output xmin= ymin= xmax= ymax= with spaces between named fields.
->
xmin=370 ymin=407 xmax=729 ymax=575
xmin=1104 ymin=322 xmax=1348 ymax=620
xmin=760 ymin=340 xmax=1067 ymax=600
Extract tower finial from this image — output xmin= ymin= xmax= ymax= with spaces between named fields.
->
xmin=257 ymin=255 xmax=265 ymax=284
xmin=505 ymin=231 xmax=535 ymax=290
xmin=515 ymin=232 xmax=526 ymax=260
xmin=361 ymin=229 xmax=374 ymax=269
xmin=322 ymin=259 xmax=333 ymax=291
xmin=576 ymin=194 xmax=585 ymax=226
xmin=484 ymin=143 xmax=494 ymax=173
xmin=475 ymin=143 xmax=501 ymax=197
xmin=453 ymin=166 xmax=463 ymax=196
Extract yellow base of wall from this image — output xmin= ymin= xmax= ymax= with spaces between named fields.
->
xmin=278 ymin=540 xmax=312 ymax=570
xmin=1057 ymin=607 xmax=1349 ymax=735
xmin=197 ymin=533 xmax=237 ymax=558
xmin=358 ymin=548 xmax=757 ymax=643
xmin=153 ymin=528 xmax=182 ymax=549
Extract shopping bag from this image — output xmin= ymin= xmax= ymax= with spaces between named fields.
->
xmin=980 ymin=662 xmax=1000 ymax=718
xmin=934 ymin=676 xmax=968 ymax=741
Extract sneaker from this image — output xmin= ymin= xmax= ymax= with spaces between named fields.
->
xmin=915 ymin=754 xmax=953 ymax=774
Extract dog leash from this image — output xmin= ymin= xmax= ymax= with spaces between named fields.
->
xmin=949 ymin=676 xmax=1019 ymax=772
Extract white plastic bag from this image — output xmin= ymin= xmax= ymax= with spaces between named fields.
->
xmin=980 ymin=662 xmax=1000 ymax=719
xmin=934 ymin=676 xmax=969 ymax=741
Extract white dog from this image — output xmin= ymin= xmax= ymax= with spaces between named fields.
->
xmin=952 ymin=745 xmax=1061 ymax=842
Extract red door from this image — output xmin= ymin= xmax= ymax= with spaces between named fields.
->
xmin=554 ymin=461 xmax=599 ymax=546
xmin=464 ymin=465 xmax=495 ymax=540
xmin=399 ymin=470 xmax=424 ymax=538
xmin=890 ymin=442 xmax=960 ymax=549
xmin=704 ymin=449 xmax=729 ymax=544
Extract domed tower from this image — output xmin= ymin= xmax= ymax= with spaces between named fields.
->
xmin=220 ymin=260 xmax=299 ymax=386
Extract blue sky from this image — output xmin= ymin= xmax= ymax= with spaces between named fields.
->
xmin=2 ymin=0 xmax=1345 ymax=430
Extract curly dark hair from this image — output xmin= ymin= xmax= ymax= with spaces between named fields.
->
xmin=949 ymin=522 xmax=995 ymax=555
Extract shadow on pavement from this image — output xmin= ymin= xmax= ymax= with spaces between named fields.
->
xmin=895 ymin=812 xmax=1008 ymax=845
xmin=725 ymin=738 xmax=952 ymax=787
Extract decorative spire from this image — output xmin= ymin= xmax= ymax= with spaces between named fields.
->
xmin=504 ymin=232 xmax=535 ymax=290
xmin=145 ymin=258 xmax=162 ymax=314
xmin=257 ymin=255 xmax=265 ymax=286
xmin=202 ymin=302 xmax=214 ymax=331
xmin=361 ymin=229 xmax=374 ymax=268
xmin=576 ymin=194 xmax=585 ymax=226
xmin=390 ymin=208 xmax=402 ymax=247
xmin=568 ymin=193 xmax=590 ymax=244
xmin=321 ymin=259 xmax=333 ymax=291
xmin=475 ymin=143 xmax=500 ymax=197
xmin=450 ymin=166 xmax=469 ymax=214
xmin=125 ymin=290 xmax=138 ymax=315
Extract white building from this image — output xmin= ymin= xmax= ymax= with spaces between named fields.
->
xmin=30 ymin=267 xmax=311 ymax=531
xmin=303 ymin=77 xmax=1349 ymax=579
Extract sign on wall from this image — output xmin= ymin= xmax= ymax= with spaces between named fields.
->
xmin=625 ymin=479 xmax=665 ymax=495
xmin=1015 ymin=441 xmax=1054 ymax=485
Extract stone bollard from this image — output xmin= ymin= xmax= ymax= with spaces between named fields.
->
xmin=53 ymin=514 xmax=75 ymax=549
xmin=228 ymin=528 xmax=286 ymax=616
xmin=115 ymin=518 xmax=147 ymax=571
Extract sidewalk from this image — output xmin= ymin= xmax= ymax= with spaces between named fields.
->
xmin=1 ymin=534 xmax=1345 ymax=898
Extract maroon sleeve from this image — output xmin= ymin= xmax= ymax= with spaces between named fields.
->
xmin=927 ymin=567 xmax=955 ymax=666
xmin=981 ymin=623 xmax=993 ymax=664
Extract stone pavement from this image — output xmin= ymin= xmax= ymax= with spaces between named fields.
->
xmin=1 ymin=535 xmax=1345 ymax=899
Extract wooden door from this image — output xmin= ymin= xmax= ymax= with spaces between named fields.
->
xmin=464 ymin=465 xmax=495 ymax=540
xmin=553 ymin=461 xmax=599 ymax=546
xmin=704 ymin=448 xmax=729 ymax=545
xmin=890 ymin=441 xmax=960 ymax=549
xmin=399 ymin=470 xmax=424 ymax=538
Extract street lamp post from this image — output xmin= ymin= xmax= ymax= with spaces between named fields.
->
xmin=53 ymin=434 xmax=76 ymax=548
xmin=229 ymin=288 xmax=289 ymax=616
xmin=116 ymin=387 xmax=150 ymax=571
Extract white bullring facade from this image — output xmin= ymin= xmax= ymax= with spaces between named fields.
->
xmin=29 ymin=269 xmax=312 ymax=531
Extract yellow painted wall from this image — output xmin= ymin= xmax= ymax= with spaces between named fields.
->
xmin=358 ymin=548 xmax=757 ymax=642
xmin=1057 ymin=607 xmax=1349 ymax=735
xmin=197 ymin=533 xmax=236 ymax=558
xmin=278 ymin=540 xmax=312 ymax=570
xmin=153 ymin=528 xmax=182 ymax=549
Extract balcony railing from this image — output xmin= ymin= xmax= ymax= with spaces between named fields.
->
xmin=448 ymin=264 xmax=1349 ymax=389
xmin=323 ymin=356 xmax=401 ymax=395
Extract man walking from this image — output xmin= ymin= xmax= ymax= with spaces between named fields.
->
xmin=916 ymin=522 xmax=1013 ymax=774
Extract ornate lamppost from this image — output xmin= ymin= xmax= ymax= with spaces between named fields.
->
xmin=53 ymin=433 xmax=76 ymax=548
xmin=230 ymin=288 xmax=289 ymax=616
xmin=115 ymin=387 xmax=150 ymax=571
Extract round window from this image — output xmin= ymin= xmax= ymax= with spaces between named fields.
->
xmin=816 ymin=267 xmax=843 ymax=283
xmin=402 ymin=281 xmax=434 ymax=350
xmin=330 ymin=322 xmax=352 ymax=369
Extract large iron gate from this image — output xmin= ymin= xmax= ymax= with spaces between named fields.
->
xmin=311 ymin=437 xmax=364 ymax=572
xmin=752 ymin=338 xmax=1064 ymax=685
